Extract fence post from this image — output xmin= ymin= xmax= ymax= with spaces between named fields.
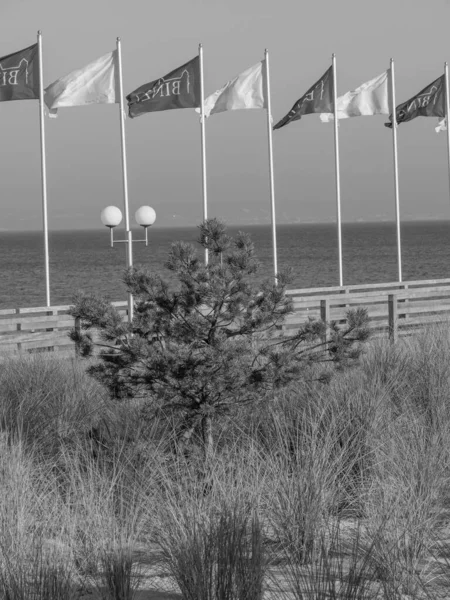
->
xmin=388 ymin=294 xmax=398 ymax=343
xmin=74 ymin=316 xmax=81 ymax=357
xmin=16 ymin=308 xmax=22 ymax=353
xmin=320 ymin=299 xmax=330 ymax=344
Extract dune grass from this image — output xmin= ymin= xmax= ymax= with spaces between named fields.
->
xmin=2 ymin=325 xmax=450 ymax=598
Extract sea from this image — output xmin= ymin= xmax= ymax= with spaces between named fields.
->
xmin=1 ymin=221 xmax=450 ymax=310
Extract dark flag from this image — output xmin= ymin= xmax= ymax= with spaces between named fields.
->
xmin=127 ymin=56 xmax=200 ymax=118
xmin=0 ymin=43 xmax=39 ymax=102
xmin=273 ymin=66 xmax=333 ymax=130
xmin=385 ymin=74 xmax=445 ymax=128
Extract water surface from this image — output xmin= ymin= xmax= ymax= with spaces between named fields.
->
xmin=1 ymin=221 xmax=450 ymax=309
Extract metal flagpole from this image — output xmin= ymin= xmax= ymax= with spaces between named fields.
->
xmin=264 ymin=49 xmax=278 ymax=282
xmin=116 ymin=37 xmax=134 ymax=323
xmin=444 ymin=62 xmax=450 ymax=203
xmin=332 ymin=53 xmax=343 ymax=287
xmin=199 ymin=43 xmax=208 ymax=265
xmin=390 ymin=58 xmax=402 ymax=282
xmin=37 ymin=31 xmax=50 ymax=307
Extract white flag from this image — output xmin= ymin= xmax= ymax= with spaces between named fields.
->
xmin=44 ymin=51 xmax=118 ymax=118
xmin=436 ymin=117 xmax=447 ymax=132
xmin=320 ymin=71 xmax=389 ymax=123
xmin=199 ymin=61 xmax=267 ymax=118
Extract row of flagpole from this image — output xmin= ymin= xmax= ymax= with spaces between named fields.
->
xmin=116 ymin=37 xmax=134 ymax=321
xmin=37 ymin=34 xmax=140 ymax=312
xmin=265 ymin=49 xmax=278 ymax=281
xmin=332 ymin=57 xmax=402 ymax=286
xmin=37 ymin=32 xmax=50 ymax=307
xmin=442 ymin=64 xmax=450 ymax=239
xmin=9 ymin=33 xmax=450 ymax=309
xmin=332 ymin=54 xmax=343 ymax=287
xmin=198 ymin=46 xmax=278 ymax=277
xmin=391 ymin=59 xmax=402 ymax=284
xmin=199 ymin=44 xmax=209 ymax=266
xmin=326 ymin=57 xmax=450 ymax=287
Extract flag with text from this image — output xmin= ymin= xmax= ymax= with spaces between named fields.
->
xmin=320 ymin=71 xmax=389 ymax=122
xmin=0 ymin=43 xmax=39 ymax=102
xmin=44 ymin=51 xmax=118 ymax=117
xmin=127 ymin=56 xmax=200 ymax=118
xmin=273 ymin=66 xmax=333 ymax=130
xmin=385 ymin=74 xmax=445 ymax=128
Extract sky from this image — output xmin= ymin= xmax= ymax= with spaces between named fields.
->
xmin=1 ymin=0 xmax=450 ymax=231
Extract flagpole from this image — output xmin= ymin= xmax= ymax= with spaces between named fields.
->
xmin=390 ymin=58 xmax=402 ymax=282
xmin=445 ymin=62 xmax=450 ymax=204
xmin=199 ymin=43 xmax=208 ymax=265
xmin=116 ymin=37 xmax=133 ymax=323
xmin=332 ymin=53 xmax=343 ymax=287
xmin=37 ymin=31 xmax=50 ymax=307
xmin=264 ymin=49 xmax=278 ymax=282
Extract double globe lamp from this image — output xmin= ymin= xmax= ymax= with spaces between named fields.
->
xmin=100 ymin=205 xmax=156 ymax=247
xmin=100 ymin=205 xmax=156 ymax=323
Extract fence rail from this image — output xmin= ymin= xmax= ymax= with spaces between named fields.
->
xmin=2 ymin=278 xmax=450 ymax=356
xmin=0 ymin=301 xmax=128 ymax=356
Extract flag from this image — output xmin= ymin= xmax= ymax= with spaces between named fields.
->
xmin=44 ymin=51 xmax=118 ymax=117
xmin=320 ymin=71 xmax=389 ymax=123
xmin=385 ymin=74 xmax=445 ymax=128
xmin=199 ymin=61 xmax=266 ymax=118
xmin=436 ymin=117 xmax=447 ymax=132
xmin=0 ymin=43 xmax=39 ymax=101
xmin=127 ymin=56 xmax=200 ymax=118
xmin=273 ymin=66 xmax=333 ymax=130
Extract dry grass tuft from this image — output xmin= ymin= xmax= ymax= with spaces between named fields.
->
xmin=2 ymin=327 xmax=450 ymax=598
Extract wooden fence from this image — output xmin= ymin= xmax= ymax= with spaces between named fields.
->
xmin=0 ymin=301 xmax=128 ymax=357
xmin=2 ymin=278 xmax=450 ymax=356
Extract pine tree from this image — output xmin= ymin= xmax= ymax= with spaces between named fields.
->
xmin=69 ymin=219 xmax=369 ymax=460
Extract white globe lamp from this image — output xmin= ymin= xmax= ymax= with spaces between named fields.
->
xmin=101 ymin=206 xmax=122 ymax=228
xmin=135 ymin=206 xmax=156 ymax=246
xmin=135 ymin=206 xmax=156 ymax=228
xmin=101 ymin=206 xmax=123 ymax=248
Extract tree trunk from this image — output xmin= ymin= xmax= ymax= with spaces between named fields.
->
xmin=177 ymin=423 xmax=196 ymax=459
xmin=201 ymin=415 xmax=214 ymax=463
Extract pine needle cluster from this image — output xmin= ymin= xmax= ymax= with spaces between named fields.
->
xmin=69 ymin=219 xmax=369 ymax=459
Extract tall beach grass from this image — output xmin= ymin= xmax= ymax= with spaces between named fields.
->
xmin=2 ymin=325 xmax=450 ymax=598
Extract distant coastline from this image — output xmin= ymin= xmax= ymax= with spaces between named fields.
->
xmin=3 ymin=217 xmax=450 ymax=234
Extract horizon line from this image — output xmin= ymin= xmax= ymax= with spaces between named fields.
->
xmin=2 ymin=217 xmax=450 ymax=234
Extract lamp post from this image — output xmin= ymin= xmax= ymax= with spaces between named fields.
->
xmin=100 ymin=205 xmax=156 ymax=323
xmin=135 ymin=206 xmax=156 ymax=244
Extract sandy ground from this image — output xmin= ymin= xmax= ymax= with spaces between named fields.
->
xmin=65 ymin=520 xmax=450 ymax=599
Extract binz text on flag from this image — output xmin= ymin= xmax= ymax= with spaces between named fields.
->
xmin=273 ymin=66 xmax=333 ymax=130
xmin=126 ymin=56 xmax=200 ymax=118
xmin=0 ymin=43 xmax=39 ymax=102
xmin=385 ymin=74 xmax=445 ymax=128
